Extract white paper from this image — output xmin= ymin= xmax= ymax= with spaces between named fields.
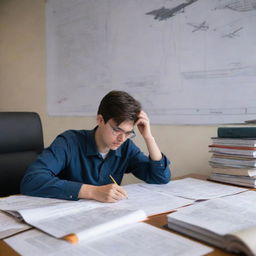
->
xmin=5 ymin=223 xmax=213 ymax=256
xmin=46 ymin=0 xmax=256 ymax=125
xmin=0 ymin=195 xmax=73 ymax=219
xmin=76 ymin=208 xmax=146 ymax=241
xmin=140 ymin=178 xmax=247 ymax=200
xmin=115 ymin=184 xmax=193 ymax=215
xmin=167 ymin=191 xmax=256 ymax=237
xmin=0 ymin=195 xmax=146 ymax=239
xmin=0 ymin=211 xmax=30 ymax=239
xmin=0 ymin=184 xmax=193 ymax=240
xmin=0 ymin=195 xmax=103 ymax=219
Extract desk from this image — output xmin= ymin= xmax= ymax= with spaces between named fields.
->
xmin=0 ymin=174 xmax=237 ymax=256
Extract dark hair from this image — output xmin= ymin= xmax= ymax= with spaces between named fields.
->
xmin=97 ymin=90 xmax=141 ymax=125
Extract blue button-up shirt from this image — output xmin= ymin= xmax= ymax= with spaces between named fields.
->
xmin=21 ymin=128 xmax=171 ymax=200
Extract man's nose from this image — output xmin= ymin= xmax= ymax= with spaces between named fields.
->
xmin=117 ymin=133 xmax=126 ymax=141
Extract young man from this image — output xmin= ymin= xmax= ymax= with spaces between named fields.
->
xmin=21 ymin=91 xmax=171 ymax=202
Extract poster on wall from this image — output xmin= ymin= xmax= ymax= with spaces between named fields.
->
xmin=46 ymin=0 xmax=256 ymax=124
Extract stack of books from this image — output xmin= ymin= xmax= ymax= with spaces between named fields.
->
xmin=209 ymin=127 xmax=256 ymax=187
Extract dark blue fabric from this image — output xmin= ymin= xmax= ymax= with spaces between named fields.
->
xmin=20 ymin=128 xmax=171 ymax=200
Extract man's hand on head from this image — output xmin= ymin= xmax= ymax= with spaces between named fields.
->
xmin=136 ymin=110 xmax=153 ymax=140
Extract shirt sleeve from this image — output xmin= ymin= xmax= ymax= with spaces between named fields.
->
xmin=20 ymin=132 xmax=83 ymax=200
xmin=126 ymin=141 xmax=171 ymax=184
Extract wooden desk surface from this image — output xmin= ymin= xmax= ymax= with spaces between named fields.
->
xmin=0 ymin=174 xmax=238 ymax=256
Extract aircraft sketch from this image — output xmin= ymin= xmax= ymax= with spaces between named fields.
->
xmin=146 ymin=0 xmax=198 ymax=21
xmin=187 ymin=21 xmax=209 ymax=32
xmin=222 ymin=27 xmax=243 ymax=38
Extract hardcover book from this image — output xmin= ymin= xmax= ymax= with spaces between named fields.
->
xmin=218 ymin=127 xmax=256 ymax=138
xmin=167 ymin=191 xmax=256 ymax=256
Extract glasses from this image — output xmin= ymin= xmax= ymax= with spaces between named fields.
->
xmin=107 ymin=122 xmax=136 ymax=139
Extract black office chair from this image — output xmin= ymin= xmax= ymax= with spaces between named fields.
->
xmin=0 ymin=112 xmax=44 ymax=196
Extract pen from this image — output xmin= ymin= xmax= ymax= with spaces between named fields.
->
xmin=109 ymin=174 xmax=118 ymax=185
xmin=109 ymin=175 xmax=128 ymax=199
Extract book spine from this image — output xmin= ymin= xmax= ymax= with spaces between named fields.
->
xmin=218 ymin=127 xmax=256 ymax=138
xmin=209 ymin=145 xmax=256 ymax=150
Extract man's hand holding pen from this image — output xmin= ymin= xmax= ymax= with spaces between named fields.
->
xmin=78 ymin=176 xmax=128 ymax=203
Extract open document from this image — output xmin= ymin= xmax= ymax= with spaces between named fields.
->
xmin=5 ymin=223 xmax=213 ymax=256
xmin=0 ymin=211 xmax=30 ymax=239
xmin=167 ymin=191 xmax=256 ymax=256
xmin=140 ymin=177 xmax=247 ymax=200
xmin=114 ymin=184 xmax=193 ymax=215
xmin=0 ymin=195 xmax=146 ymax=243
xmin=0 ymin=183 xmax=195 ymax=243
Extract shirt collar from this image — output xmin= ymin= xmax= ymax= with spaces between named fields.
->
xmin=86 ymin=126 xmax=122 ymax=157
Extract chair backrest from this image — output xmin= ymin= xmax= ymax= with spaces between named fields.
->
xmin=0 ymin=112 xmax=44 ymax=196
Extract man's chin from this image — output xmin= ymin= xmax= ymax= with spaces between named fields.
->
xmin=110 ymin=143 xmax=121 ymax=150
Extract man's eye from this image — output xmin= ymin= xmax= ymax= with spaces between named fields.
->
xmin=113 ymin=128 xmax=121 ymax=132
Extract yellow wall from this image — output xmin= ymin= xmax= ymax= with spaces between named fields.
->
xmin=0 ymin=0 xmax=218 ymax=183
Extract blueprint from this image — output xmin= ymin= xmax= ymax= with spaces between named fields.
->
xmin=46 ymin=0 xmax=256 ymax=124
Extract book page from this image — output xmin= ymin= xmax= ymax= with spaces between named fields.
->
xmin=225 ymin=227 xmax=256 ymax=256
xmin=19 ymin=198 xmax=103 ymax=224
xmin=0 ymin=211 xmax=30 ymax=239
xmin=72 ymin=208 xmax=146 ymax=242
xmin=0 ymin=195 xmax=70 ymax=210
xmin=168 ymin=221 xmax=224 ymax=248
xmin=15 ymin=205 xmax=146 ymax=239
xmin=0 ymin=195 xmax=74 ymax=220
xmin=140 ymin=178 xmax=247 ymax=200
xmin=0 ymin=195 xmax=104 ymax=223
xmin=167 ymin=191 xmax=256 ymax=239
xmin=5 ymin=223 xmax=213 ymax=256
xmin=221 ymin=191 xmax=256 ymax=210
xmin=114 ymin=184 xmax=193 ymax=215
xmin=0 ymin=186 xmax=192 ymax=240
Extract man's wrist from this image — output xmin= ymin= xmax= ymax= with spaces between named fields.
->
xmin=78 ymin=184 xmax=93 ymax=199
xmin=144 ymin=134 xmax=155 ymax=143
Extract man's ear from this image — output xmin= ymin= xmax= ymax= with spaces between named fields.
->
xmin=96 ymin=115 xmax=104 ymax=125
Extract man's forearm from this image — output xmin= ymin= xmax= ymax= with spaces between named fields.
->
xmin=78 ymin=184 xmax=93 ymax=199
xmin=144 ymin=135 xmax=162 ymax=161
xmin=20 ymin=170 xmax=82 ymax=200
